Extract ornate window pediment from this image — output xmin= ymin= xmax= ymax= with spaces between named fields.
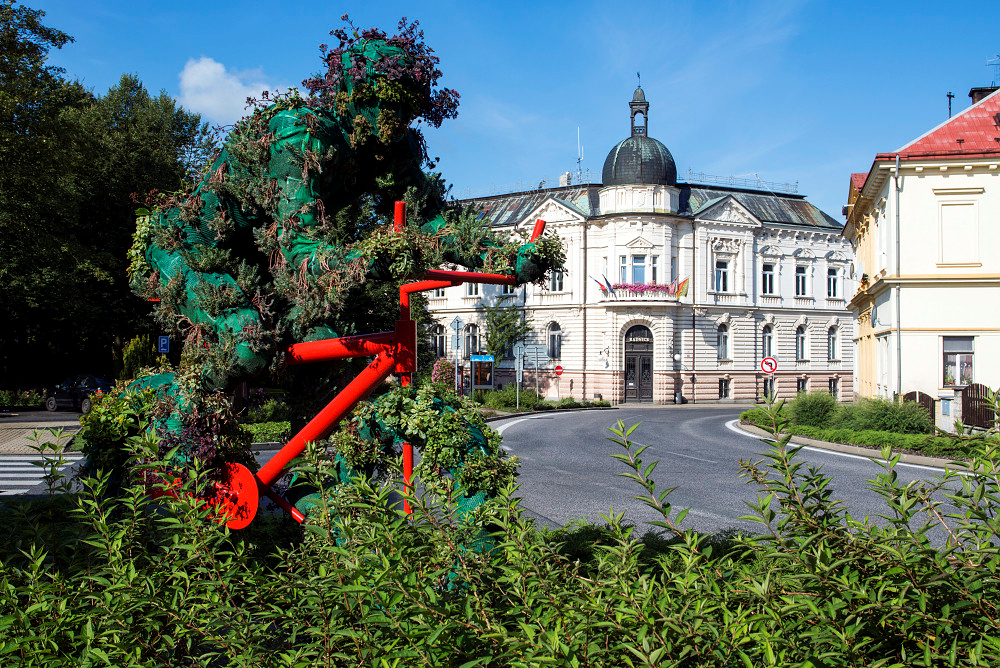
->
xmin=793 ymin=248 xmax=815 ymax=259
xmin=625 ymin=235 xmax=654 ymax=250
xmin=696 ymin=196 xmax=762 ymax=228
xmin=826 ymin=250 xmax=848 ymax=262
xmin=711 ymin=236 xmax=741 ymax=256
xmin=759 ymin=244 xmax=782 ymax=257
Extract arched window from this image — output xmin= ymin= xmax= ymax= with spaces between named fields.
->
xmin=432 ymin=324 xmax=446 ymax=357
xmin=547 ymin=322 xmax=562 ymax=359
xmin=827 ymin=326 xmax=839 ymax=361
xmin=465 ymin=324 xmax=479 ymax=359
xmin=717 ymin=324 xmax=729 ymax=360
xmin=762 ymin=325 xmax=773 ymax=358
xmin=795 ymin=326 xmax=807 ymax=360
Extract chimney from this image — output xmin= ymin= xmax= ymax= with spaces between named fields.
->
xmin=969 ymin=86 xmax=1000 ymax=104
xmin=559 ymin=171 xmax=571 ymax=186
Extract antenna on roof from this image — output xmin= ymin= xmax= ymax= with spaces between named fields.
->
xmin=988 ymin=54 xmax=1000 ymax=86
xmin=576 ymin=127 xmax=585 ymax=184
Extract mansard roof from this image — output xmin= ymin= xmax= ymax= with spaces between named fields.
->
xmin=459 ymin=182 xmax=840 ymax=230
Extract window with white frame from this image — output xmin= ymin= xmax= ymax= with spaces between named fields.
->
xmin=943 ymin=336 xmax=974 ymax=387
xmin=547 ymin=322 xmax=562 ymax=359
xmin=795 ymin=265 xmax=808 ymax=297
xmin=502 ymin=283 xmax=516 ymax=296
xmin=761 ymin=263 xmax=775 ymax=295
xmin=432 ymin=287 xmax=447 ymax=298
xmin=828 ymin=377 xmax=839 ymax=398
xmin=762 ymin=376 xmax=775 ymax=401
xmin=549 ymin=269 xmax=564 ymax=292
xmin=717 ymin=324 xmax=729 ymax=360
xmin=651 ymin=256 xmax=659 ymax=283
xmin=795 ymin=325 xmax=807 ymax=360
xmin=827 ymin=267 xmax=839 ymax=298
xmin=464 ymin=324 xmax=479 ymax=358
xmin=631 ymin=255 xmax=646 ymax=283
xmin=715 ymin=260 xmax=730 ymax=292
xmin=719 ymin=378 xmax=731 ymax=399
xmin=432 ymin=325 xmax=446 ymax=357
xmin=619 ymin=255 xmax=627 ymax=283
xmin=466 ymin=282 xmax=479 ymax=297
xmin=762 ymin=325 xmax=774 ymax=358
xmin=827 ymin=326 xmax=839 ymax=361
xmin=797 ymin=377 xmax=807 ymax=394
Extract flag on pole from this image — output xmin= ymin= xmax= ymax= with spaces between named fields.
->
xmin=677 ymin=278 xmax=690 ymax=297
xmin=602 ymin=275 xmax=616 ymax=296
xmin=591 ymin=275 xmax=609 ymax=293
xmin=667 ymin=279 xmax=677 ymax=295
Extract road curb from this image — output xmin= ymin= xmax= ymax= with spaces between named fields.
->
xmin=483 ymin=406 xmax=618 ymax=423
xmin=734 ymin=421 xmax=971 ymax=471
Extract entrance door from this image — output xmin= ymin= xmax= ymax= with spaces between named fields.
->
xmin=624 ymin=325 xmax=654 ymax=402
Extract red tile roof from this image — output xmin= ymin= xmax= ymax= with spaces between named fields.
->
xmin=850 ymin=172 xmax=867 ymax=191
xmin=878 ymin=88 xmax=1000 ymax=161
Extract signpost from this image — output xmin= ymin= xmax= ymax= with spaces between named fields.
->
xmin=158 ymin=336 xmax=170 ymax=354
xmin=554 ymin=365 xmax=563 ymax=376
xmin=760 ymin=356 xmax=777 ymax=401
xmin=513 ymin=343 xmax=525 ymax=409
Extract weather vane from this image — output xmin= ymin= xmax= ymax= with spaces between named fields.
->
xmin=637 ymin=71 xmax=641 ymax=87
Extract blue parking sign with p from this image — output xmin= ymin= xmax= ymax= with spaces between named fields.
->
xmin=158 ymin=336 xmax=170 ymax=354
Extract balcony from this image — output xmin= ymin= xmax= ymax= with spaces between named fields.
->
xmin=598 ymin=284 xmax=681 ymax=304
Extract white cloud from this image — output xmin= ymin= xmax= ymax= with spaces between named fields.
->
xmin=178 ymin=57 xmax=279 ymax=125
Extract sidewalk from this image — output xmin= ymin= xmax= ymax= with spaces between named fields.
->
xmin=0 ymin=411 xmax=81 ymax=455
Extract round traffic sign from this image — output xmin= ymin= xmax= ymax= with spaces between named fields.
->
xmin=760 ymin=357 xmax=777 ymax=374
xmin=554 ymin=365 xmax=564 ymax=376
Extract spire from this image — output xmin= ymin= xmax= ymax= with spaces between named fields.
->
xmin=630 ymin=84 xmax=648 ymax=137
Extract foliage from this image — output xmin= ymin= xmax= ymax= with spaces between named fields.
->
xmin=788 ymin=389 xmax=840 ymax=427
xmin=833 ymin=396 xmax=934 ymax=434
xmin=479 ymin=293 xmax=531 ymax=360
xmin=119 ymin=334 xmax=158 ymax=382
xmin=245 ymin=420 xmax=290 ymax=444
xmin=429 ymin=356 xmax=455 ymax=388
xmin=0 ymin=2 xmax=214 ymax=384
xmin=244 ymin=397 xmax=291 ymax=424
xmin=0 ymin=387 xmax=44 ymax=406
xmin=612 ymin=282 xmax=674 ymax=294
xmin=4 ymin=401 xmax=1000 ymax=664
xmin=76 ymin=382 xmax=156 ymax=483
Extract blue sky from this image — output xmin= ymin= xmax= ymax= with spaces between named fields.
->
xmin=32 ymin=0 xmax=1000 ymax=221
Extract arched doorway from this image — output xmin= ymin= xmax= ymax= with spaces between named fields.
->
xmin=624 ymin=325 xmax=654 ymax=402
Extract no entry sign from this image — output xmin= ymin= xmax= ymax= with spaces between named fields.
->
xmin=760 ymin=357 xmax=778 ymax=374
xmin=554 ymin=365 xmax=564 ymax=376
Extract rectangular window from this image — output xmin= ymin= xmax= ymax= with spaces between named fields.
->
xmin=762 ymin=376 xmax=775 ymax=401
xmin=715 ymin=260 xmax=730 ymax=292
xmin=797 ymin=378 xmax=807 ymax=394
xmin=632 ymin=255 xmax=646 ymax=284
xmin=795 ymin=266 xmax=807 ymax=297
xmin=828 ymin=377 xmax=839 ymax=398
xmin=943 ymin=336 xmax=974 ymax=386
xmin=466 ymin=282 xmax=479 ymax=297
xmin=761 ymin=263 xmax=775 ymax=295
xmin=502 ymin=283 xmax=516 ymax=295
xmin=549 ymin=269 xmax=564 ymax=292
xmin=432 ymin=287 xmax=447 ymax=298
xmin=620 ymin=255 xmax=627 ymax=283
xmin=651 ymin=256 xmax=658 ymax=284
xmin=718 ymin=378 xmax=731 ymax=399
xmin=827 ymin=267 xmax=838 ymax=298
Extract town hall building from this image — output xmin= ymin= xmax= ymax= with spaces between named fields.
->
xmin=429 ymin=88 xmax=855 ymax=403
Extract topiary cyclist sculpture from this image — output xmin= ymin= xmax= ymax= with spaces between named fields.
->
xmin=85 ymin=18 xmax=563 ymax=529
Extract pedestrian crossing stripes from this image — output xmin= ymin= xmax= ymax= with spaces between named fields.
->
xmin=0 ymin=453 xmax=85 ymax=496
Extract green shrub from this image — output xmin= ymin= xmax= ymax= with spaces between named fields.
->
xmin=831 ymin=397 xmax=932 ymax=434
xmin=245 ymin=397 xmax=290 ymax=424
xmin=481 ymin=385 xmax=540 ymax=410
xmin=245 ymin=420 xmax=290 ymax=443
xmin=787 ymin=390 xmax=839 ymax=428
xmin=120 ymin=334 xmax=158 ymax=382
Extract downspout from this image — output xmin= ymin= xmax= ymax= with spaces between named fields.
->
xmin=691 ymin=222 xmax=696 ymax=403
xmin=894 ymin=154 xmax=902 ymax=398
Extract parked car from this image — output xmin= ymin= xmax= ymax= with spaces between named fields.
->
xmin=45 ymin=375 xmax=112 ymax=414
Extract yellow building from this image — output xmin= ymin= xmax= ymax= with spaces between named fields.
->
xmin=844 ymin=88 xmax=1000 ymax=427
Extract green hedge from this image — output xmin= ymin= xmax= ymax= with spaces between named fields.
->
xmin=740 ymin=407 xmax=974 ymax=458
xmin=245 ymin=420 xmax=290 ymax=443
xmin=2 ymin=420 xmax=999 ymax=665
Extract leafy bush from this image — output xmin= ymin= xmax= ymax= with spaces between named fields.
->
xmin=832 ymin=397 xmax=933 ymax=434
xmin=481 ymin=385 xmax=540 ymax=410
xmin=430 ymin=357 xmax=455 ymax=388
xmin=245 ymin=420 xmax=290 ymax=443
xmin=244 ymin=397 xmax=290 ymax=424
xmin=3 ymin=407 xmax=1000 ymax=665
xmin=120 ymin=334 xmax=158 ymax=382
xmin=787 ymin=390 xmax=839 ymax=427
xmin=0 ymin=388 xmax=44 ymax=407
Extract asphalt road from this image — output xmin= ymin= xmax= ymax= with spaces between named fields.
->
xmin=493 ymin=405 xmax=962 ymax=537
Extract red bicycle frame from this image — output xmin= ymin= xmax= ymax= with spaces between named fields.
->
xmin=220 ymin=204 xmax=547 ymax=527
